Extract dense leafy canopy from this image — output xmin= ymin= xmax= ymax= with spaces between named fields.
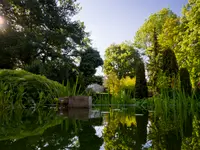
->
xmin=134 ymin=8 xmax=178 ymax=91
xmin=134 ymin=2 xmax=200 ymax=88
xmin=0 ymin=0 xmax=103 ymax=87
xmin=0 ymin=0 xmax=86 ymax=66
xmin=104 ymin=42 xmax=140 ymax=79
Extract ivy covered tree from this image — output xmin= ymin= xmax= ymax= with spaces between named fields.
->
xmin=135 ymin=61 xmax=148 ymax=99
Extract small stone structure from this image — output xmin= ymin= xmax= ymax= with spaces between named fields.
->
xmin=58 ymin=96 xmax=92 ymax=108
xmin=86 ymin=84 xmax=104 ymax=93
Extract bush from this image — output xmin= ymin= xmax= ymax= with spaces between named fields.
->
xmin=0 ymin=69 xmax=65 ymax=107
xmin=120 ymin=76 xmax=136 ymax=97
xmin=104 ymin=73 xmax=136 ymax=96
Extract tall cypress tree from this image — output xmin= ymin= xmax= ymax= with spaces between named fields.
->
xmin=161 ymin=48 xmax=179 ymax=91
xmin=180 ymin=68 xmax=192 ymax=96
xmin=162 ymin=48 xmax=179 ymax=78
xmin=135 ymin=61 xmax=148 ymax=99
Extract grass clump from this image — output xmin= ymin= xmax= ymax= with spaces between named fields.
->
xmin=0 ymin=69 xmax=66 ymax=108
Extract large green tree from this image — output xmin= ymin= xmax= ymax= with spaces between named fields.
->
xmin=78 ymin=47 xmax=103 ymax=78
xmin=178 ymin=0 xmax=200 ymax=86
xmin=134 ymin=8 xmax=178 ymax=91
xmin=0 ymin=0 xmax=104 ymax=86
xmin=77 ymin=47 xmax=103 ymax=86
xmin=0 ymin=0 xmax=87 ymax=68
xmin=104 ymin=42 xmax=140 ymax=79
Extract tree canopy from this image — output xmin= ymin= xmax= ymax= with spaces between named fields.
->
xmin=0 ymin=0 xmax=103 ymax=86
xmin=104 ymin=42 xmax=140 ymax=79
xmin=133 ymin=3 xmax=200 ymax=88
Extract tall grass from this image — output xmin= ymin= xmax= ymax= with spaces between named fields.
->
xmin=149 ymin=87 xmax=199 ymax=140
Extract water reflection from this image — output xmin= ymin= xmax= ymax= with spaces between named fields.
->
xmin=103 ymin=109 xmax=149 ymax=150
xmin=0 ymin=107 xmax=199 ymax=149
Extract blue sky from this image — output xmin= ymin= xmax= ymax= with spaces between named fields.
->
xmin=75 ymin=0 xmax=188 ymax=75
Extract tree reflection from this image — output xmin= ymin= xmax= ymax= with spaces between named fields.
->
xmin=148 ymin=110 xmax=195 ymax=150
xmin=78 ymin=120 xmax=103 ymax=150
xmin=182 ymin=115 xmax=200 ymax=149
xmin=103 ymin=110 xmax=148 ymax=150
xmin=0 ymin=109 xmax=104 ymax=150
xmin=135 ymin=110 xmax=149 ymax=149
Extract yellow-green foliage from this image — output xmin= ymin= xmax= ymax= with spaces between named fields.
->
xmin=120 ymin=76 xmax=136 ymax=91
xmin=104 ymin=73 xmax=120 ymax=95
xmin=104 ymin=73 xmax=136 ymax=96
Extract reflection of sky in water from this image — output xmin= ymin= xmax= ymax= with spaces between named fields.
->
xmin=94 ymin=125 xmax=105 ymax=150
xmin=94 ymin=126 xmax=104 ymax=137
xmin=147 ymin=120 xmax=151 ymax=135
xmin=62 ymin=125 xmax=106 ymax=150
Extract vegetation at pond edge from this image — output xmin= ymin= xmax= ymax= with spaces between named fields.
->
xmin=1 ymin=0 xmax=200 ymax=150
xmin=1 ymin=0 xmax=200 ymax=110
xmin=0 ymin=69 xmax=82 ymax=109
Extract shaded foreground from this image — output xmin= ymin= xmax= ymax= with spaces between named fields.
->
xmin=0 ymin=106 xmax=199 ymax=150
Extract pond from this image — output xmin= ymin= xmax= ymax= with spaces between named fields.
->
xmin=0 ymin=107 xmax=198 ymax=150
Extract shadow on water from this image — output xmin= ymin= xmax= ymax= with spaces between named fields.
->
xmin=0 ymin=106 xmax=199 ymax=150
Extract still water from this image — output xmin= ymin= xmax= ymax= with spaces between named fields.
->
xmin=0 ymin=107 xmax=198 ymax=150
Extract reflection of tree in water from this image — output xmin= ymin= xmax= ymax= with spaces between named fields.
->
xmin=149 ymin=112 xmax=194 ymax=150
xmin=135 ymin=111 xmax=148 ymax=150
xmin=103 ymin=111 xmax=148 ymax=150
xmin=0 ymin=119 xmax=78 ymax=150
xmin=78 ymin=120 xmax=103 ymax=150
xmin=182 ymin=115 xmax=200 ymax=149
xmin=0 ymin=109 xmax=104 ymax=150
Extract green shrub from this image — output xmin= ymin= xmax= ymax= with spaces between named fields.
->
xmin=0 ymin=69 xmax=65 ymax=107
xmin=104 ymin=73 xmax=136 ymax=96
